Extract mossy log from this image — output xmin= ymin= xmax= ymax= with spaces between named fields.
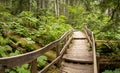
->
xmin=10 ymin=35 xmax=40 ymax=50
xmin=96 ymin=40 xmax=120 ymax=46
xmin=99 ymin=56 xmax=120 ymax=70
xmin=44 ymin=51 xmax=56 ymax=62
xmin=1 ymin=29 xmax=41 ymax=51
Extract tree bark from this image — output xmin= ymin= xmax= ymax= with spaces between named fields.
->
xmin=55 ymin=0 xmax=59 ymax=17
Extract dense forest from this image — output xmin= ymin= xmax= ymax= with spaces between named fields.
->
xmin=0 ymin=0 xmax=120 ymax=73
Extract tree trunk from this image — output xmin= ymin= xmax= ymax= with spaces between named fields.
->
xmin=55 ymin=0 xmax=59 ymax=17
xmin=63 ymin=0 xmax=66 ymax=16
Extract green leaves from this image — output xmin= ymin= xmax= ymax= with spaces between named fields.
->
xmin=37 ymin=56 xmax=47 ymax=68
xmin=9 ymin=50 xmax=20 ymax=56
xmin=16 ymin=64 xmax=30 ymax=73
xmin=5 ymin=64 xmax=30 ymax=73
xmin=0 ymin=45 xmax=12 ymax=57
xmin=102 ymin=69 xmax=120 ymax=73
xmin=19 ymin=11 xmax=34 ymax=17
xmin=24 ymin=38 xmax=35 ymax=44
xmin=0 ymin=36 xmax=9 ymax=45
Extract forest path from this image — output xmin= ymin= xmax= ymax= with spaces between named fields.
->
xmin=59 ymin=31 xmax=93 ymax=73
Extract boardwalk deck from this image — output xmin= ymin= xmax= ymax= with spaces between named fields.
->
xmin=60 ymin=31 xmax=93 ymax=73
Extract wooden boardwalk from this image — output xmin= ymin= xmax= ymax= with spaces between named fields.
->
xmin=60 ymin=31 xmax=93 ymax=73
xmin=0 ymin=28 xmax=97 ymax=73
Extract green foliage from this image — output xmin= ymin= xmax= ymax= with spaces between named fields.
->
xmin=0 ymin=45 xmax=12 ymax=57
xmin=67 ymin=1 xmax=120 ymax=40
xmin=24 ymin=38 xmax=35 ymax=44
xmin=97 ymin=42 xmax=120 ymax=61
xmin=5 ymin=64 xmax=30 ymax=73
xmin=37 ymin=56 xmax=47 ymax=68
xmin=0 ymin=36 xmax=9 ymax=45
xmin=67 ymin=3 xmax=110 ymax=31
xmin=0 ymin=12 xmax=12 ymax=22
xmin=13 ymin=24 xmax=30 ymax=37
xmin=36 ymin=15 xmax=72 ymax=46
xmin=0 ymin=0 xmax=120 ymax=73
xmin=102 ymin=69 xmax=120 ymax=73
xmin=19 ymin=11 xmax=34 ymax=17
xmin=0 ymin=9 xmax=72 ymax=72
xmin=67 ymin=4 xmax=86 ymax=29
xmin=9 ymin=50 xmax=20 ymax=56
xmin=0 ymin=4 xmax=6 ymax=12
xmin=18 ymin=11 xmax=39 ymax=28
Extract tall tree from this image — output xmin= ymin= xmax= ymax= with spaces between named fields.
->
xmin=55 ymin=0 xmax=59 ymax=17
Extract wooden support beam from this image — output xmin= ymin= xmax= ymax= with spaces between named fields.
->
xmin=0 ymin=29 xmax=73 ymax=73
xmin=56 ymin=44 xmax=61 ymax=68
xmin=30 ymin=59 xmax=37 ymax=73
xmin=0 ymin=66 xmax=5 ymax=73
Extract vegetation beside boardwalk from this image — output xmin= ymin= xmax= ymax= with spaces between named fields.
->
xmin=0 ymin=0 xmax=120 ymax=73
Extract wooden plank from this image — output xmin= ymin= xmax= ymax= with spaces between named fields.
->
xmin=0 ymin=67 xmax=5 ymax=73
xmin=72 ymin=31 xmax=86 ymax=39
xmin=39 ymin=56 xmax=61 ymax=73
xmin=30 ymin=59 xmax=37 ymax=73
xmin=84 ymin=26 xmax=98 ymax=73
xmin=63 ymin=37 xmax=93 ymax=63
xmin=60 ymin=37 xmax=72 ymax=55
xmin=92 ymin=32 xmax=98 ymax=73
xmin=60 ymin=31 xmax=94 ymax=73
xmin=63 ymin=54 xmax=93 ymax=64
xmin=56 ymin=45 xmax=61 ymax=67
xmin=0 ymin=29 xmax=73 ymax=69
xmin=0 ymin=39 xmax=59 ymax=68
xmin=84 ymin=29 xmax=92 ymax=47
xmin=61 ymin=62 xmax=93 ymax=73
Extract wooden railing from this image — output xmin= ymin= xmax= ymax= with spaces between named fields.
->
xmin=0 ymin=29 xmax=74 ymax=73
xmin=84 ymin=26 xmax=98 ymax=73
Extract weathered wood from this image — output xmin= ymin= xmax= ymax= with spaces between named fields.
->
xmin=0 ymin=66 xmax=5 ymax=73
xmin=61 ymin=62 xmax=93 ymax=73
xmin=96 ymin=40 xmax=120 ymax=46
xmin=63 ymin=39 xmax=93 ymax=63
xmin=0 ymin=39 xmax=59 ymax=68
xmin=56 ymin=36 xmax=72 ymax=68
xmin=56 ymin=45 xmax=61 ymax=67
xmin=84 ymin=26 xmax=98 ymax=73
xmin=84 ymin=29 xmax=92 ymax=47
xmin=40 ymin=56 xmax=61 ymax=73
xmin=97 ymin=53 xmax=100 ymax=73
xmin=96 ymin=40 xmax=120 ymax=43
xmin=61 ymin=31 xmax=94 ymax=73
xmin=64 ymin=37 xmax=68 ymax=54
xmin=72 ymin=31 xmax=86 ymax=39
xmin=100 ymin=61 xmax=120 ymax=65
xmin=0 ymin=29 xmax=73 ymax=72
xmin=60 ymin=37 xmax=72 ymax=55
xmin=56 ymin=45 xmax=60 ymax=57
xmin=30 ymin=59 xmax=37 ymax=73
xmin=0 ymin=27 xmax=98 ymax=73
xmin=92 ymin=32 xmax=98 ymax=73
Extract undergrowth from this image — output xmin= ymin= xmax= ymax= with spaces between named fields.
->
xmin=0 ymin=11 xmax=72 ymax=73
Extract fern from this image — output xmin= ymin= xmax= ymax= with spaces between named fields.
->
xmin=37 ymin=55 xmax=47 ymax=68
xmin=102 ymin=69 xmax=120 ymax=73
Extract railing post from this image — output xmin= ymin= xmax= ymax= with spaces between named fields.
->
xmin=64 ymin=36 xmax=69 ymax=54
xmin=30 ymin=59 xmax=37 ymax=73
xmin=56 ymin=44 xmax=61 ymax=68
xmin=0 ymin=67 xmax=5 ymax=73
xmin=97 ymin=53 xmax=100 ymax=73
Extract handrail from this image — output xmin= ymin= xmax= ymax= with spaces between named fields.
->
xmin=84 ymin=26 xmax=98 ymax=73
xmin=0 ymin=29 xmax=74 ymax=73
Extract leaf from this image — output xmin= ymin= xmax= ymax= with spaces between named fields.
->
xmin=9 ymin=50 xmax=20 ymax=56
xmin=5 ymin=45 xmax=12 ymax=51
xmin=24 ymin=38 xmax=35 ymax=44
xmin=37 ymin=56 xmax=47 ymax=67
